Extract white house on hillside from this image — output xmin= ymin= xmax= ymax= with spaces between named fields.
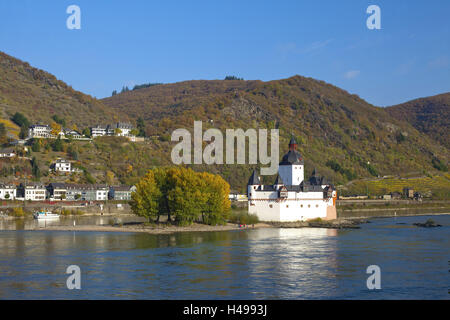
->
xmin=90 ymin=122 xmax=135 ymax=138
xmin=54 ymin=159 xmax=71 ymax=172
xmin=0 ymin=148 xmax=16 ymax=158
xmin=0 ymin=184 xmax=17 ymax=200
xmin=28 ymin=124 xmax=52 ymax=138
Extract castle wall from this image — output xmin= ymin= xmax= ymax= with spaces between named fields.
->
xmin=248 ymin=189 xmax=333 ymax=222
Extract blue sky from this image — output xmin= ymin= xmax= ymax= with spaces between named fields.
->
xmin=0 ymin=0 xmax=449 ymax=106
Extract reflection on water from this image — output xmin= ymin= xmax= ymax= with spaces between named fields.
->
xmin=0 ymin=215 xmax=448 ymax=299
xmin=0 ymin=215 xmax=146 ymax=231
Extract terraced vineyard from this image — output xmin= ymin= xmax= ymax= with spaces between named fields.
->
xmin=0 ymin=118 xmax=20 ymax=139
xmin=343 ymin=174 xmax=450 ymax=199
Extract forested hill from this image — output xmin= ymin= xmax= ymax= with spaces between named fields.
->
xmin=0 ymin=51 xmax=116 ymax=128
xmin=102 ymin=76 xmax=449 ymax=186
xmin=386 ymin=93 xmax=450 ymax=149
xmin=0 ymin=50 xmax=448 ymax=191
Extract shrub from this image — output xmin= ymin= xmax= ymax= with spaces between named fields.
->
xmin=228 ymin=211 xmax=259 ymax=225
xmin=9 ymin=207 xmax=26 ymax=217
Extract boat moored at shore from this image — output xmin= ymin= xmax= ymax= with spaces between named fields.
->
xmin=33 ymin=211 xmax=60 ymax=219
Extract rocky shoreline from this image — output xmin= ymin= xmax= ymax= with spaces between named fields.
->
xmin=266 ymin=218 xmax=367 ymax=229
xmin=35 ymin=222 xmax=272 ymax=235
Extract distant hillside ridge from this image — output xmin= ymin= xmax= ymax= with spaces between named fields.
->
xmin=0 ymin=50 xmax=448 ymax=191
xmin=101 ymin=75 xmax=449 ymax=188
xmin=386 ymin=92 xmax=450 ymax=148
xmin=0 ymin=51 xmax=118 ymax=129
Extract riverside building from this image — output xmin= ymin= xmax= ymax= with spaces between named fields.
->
xmin=247 ymin=138 xmax=337 ymax=222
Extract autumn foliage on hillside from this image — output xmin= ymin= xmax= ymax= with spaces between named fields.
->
xmin=0 ymin=51 xmax=116 ymax=128
xmin=103 ymin=76 xmax=449 ymax=187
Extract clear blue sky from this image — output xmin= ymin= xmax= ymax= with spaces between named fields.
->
xmin=0 ymin=0 xmax=449 ymax=106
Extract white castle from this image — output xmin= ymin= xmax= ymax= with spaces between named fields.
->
xmin=247 ymin=137 xmax=337 ymax=222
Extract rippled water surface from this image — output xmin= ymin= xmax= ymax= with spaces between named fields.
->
xmin=0 ymin=215 xmax=449 ymax=299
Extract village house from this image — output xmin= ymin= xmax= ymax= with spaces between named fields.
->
xmin=28 ymin=124 xmax=52 ymax=138
xmin=96 ymin=185 xmax=109 ymax=201
xmin=63 ymin=129 xmax=84 ymax=140
xmin=53 ymin=159 xmax=71 ymax=172
xmin=47 ymin=183 xmax=68 ymax=200
xmin=90 ymin=125 xmax=113 ymax=137
xmin=403 ymin=187 xmax=414 ymax=199
xmin=19 ymin=183 xmax=47 ymax=201
xmin=50 ymin=159 xmax=82 ymax=174
xmin=61 ymin=184 xmax=109 ymax=201
xmin=28 ymin=124 xmax=89 ymax=141
xmin=0 ymin=148 xmax=16 ymax=158
xmin=90 ymin=122 xmax=135 ymax=138
xmin=390 ymin=191 xmax=402 ymax=200
xmin=0 ymin=184 xmax=17 ymax=200
xmin=114 ymin=122 xmax=134 ymax=136
xmin=382 ymin=194 xmax=392 ymax=200
xmin=108 ymin=185 xmax=136 ymax=201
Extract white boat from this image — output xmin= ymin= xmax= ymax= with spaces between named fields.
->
xmin=33 ymin=211 xmax=60 ymax=219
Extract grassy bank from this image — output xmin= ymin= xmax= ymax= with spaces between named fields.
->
xmin=338 ymin=200 xmax=450 ymax=219
xmin=343 ymin=174 xmax=450 ymax=199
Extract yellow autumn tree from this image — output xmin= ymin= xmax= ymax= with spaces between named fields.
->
xmin=130 ymin=167 xmax=231 ymax=226
xmin=106 ymin=171 xmax=115 ymax=185
xmin=130 ymin=170 xmax=161 ymax=222
xmin=200 ymin=172 xmax=231 ymax=225
xmin=50 ymin=122 xmax=62 ymax=136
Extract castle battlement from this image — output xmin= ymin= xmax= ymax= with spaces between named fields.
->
xmin=247 ymin=138 xmax=337 ymax=222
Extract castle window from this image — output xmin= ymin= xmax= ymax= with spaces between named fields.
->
xmin=269 ymin=204 xmax=273 ymax=208
xmin=300 ymin=204 xmax=303 ymax=208
xmin=308 ymin=204 xmax=311 ymax=208
xmin=286 ymin=205 xmax=289 ymax=208
xmin=316 ymin=204 xmax=319 ymax=208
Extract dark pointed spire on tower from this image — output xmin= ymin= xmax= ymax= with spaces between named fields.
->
xmin=247 ymin=170 xmax=260 ymax=185
xmin=289 ymin=136 xmax=297 ymax=151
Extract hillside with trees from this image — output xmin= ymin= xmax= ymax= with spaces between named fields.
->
xmin=102 ymin=76 xmax=449 ymax=195
xmin=386 ymin=93 xmax=450 ymax=148
xmin=0 ymin=51 xmax=117 ymax=128
xmin=0 ymin=51 xmax=448 ymax=198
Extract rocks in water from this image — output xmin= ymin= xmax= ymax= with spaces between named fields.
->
xmin=413 ymin=219 xmax=442 ymax=228
xmin=269 ymin=221 xmax=309 ymax=228
xmin=268 ymin=219 xmax=364 ymax=229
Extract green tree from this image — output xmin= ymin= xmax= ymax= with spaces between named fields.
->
xmin=31 ymin=139 xmax=41 ymax=152
xmin=31 ymin=157 xmax=41 ymax=179
xmin=19 ymin=125 xmax=28 ymax=139
xmin=68 ymin=145 xmax=79 ymax=160
xmin=0 ymin=123 xmax=6 ymax=137
xmin=11 ymin=112 xmax=29 ymax=128
xmin=82 ymin=128 xmax=91 ymax=138
xmin=52 ymin=137 xmax=63 ymax=152
xmin=137 ymin=117 xmax=146 ymax=137
xmin=52 ymin=115 xmax=66 ymax=127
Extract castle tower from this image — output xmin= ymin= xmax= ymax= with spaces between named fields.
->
xmin=278 ymin=137 xmax=304 ymax=185
xmin=247 ymin=169 xmax=260 ymax=199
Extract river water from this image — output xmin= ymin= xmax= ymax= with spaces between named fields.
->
xmin=0 ymin=215 xmax=448 ymax=299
